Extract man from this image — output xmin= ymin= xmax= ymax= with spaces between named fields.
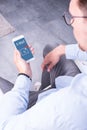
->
xmin=0 ymin=0 xmax=87 ymax=129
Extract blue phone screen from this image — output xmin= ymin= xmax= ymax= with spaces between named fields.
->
xmin=14 ymin=38 xmax=33 ymax=61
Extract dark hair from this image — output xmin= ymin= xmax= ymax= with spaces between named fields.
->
xmin=78 ymin=0 xmax=87 ymax=11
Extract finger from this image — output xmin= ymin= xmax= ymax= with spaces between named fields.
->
xmin=41 ymin=58 xmax=48 ymax=69
xmin=31 ymin=47 xmax=34 ymax=55
xmin=28 ymin=44 xmax=32 ymax=48
xmin=14 ymin=49 xmax=18 ymax=59
xmin=41 ymin=61 xmax=50 ymax=71
xmin=14 ymin=49 xmax=20 ymax=56
xmin=28 ymin=44 xmax=33 ymax=50
xmin=28 ymin=45 xmax=34 ymax=54
xmin=41 ymin=59 xmax=47 ymax=69
xmin=47 ymin=63 xmax=54 ymax=72
xmin=41 ymin=62 xmax=46 ymax=71
xmin=14 ymin=49 xmax=18 ymax=63
xmin=14 ymin=49 xmax=21 ymax=62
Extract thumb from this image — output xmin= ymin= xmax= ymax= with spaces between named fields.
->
xmin=14 ymin=49 xmax=21 ymax=62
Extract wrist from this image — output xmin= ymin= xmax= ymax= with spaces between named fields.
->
xmin=18 ymin=69 xmax=32 ymax=79
xmin=18 ymin=73 xmax=32 ymax=81
xmin=58 ymin=44 xmax=65 ymax=56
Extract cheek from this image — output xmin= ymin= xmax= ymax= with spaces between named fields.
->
xmin=73 ymin=26 xmax=87 ymax=51
xmin=73 ymin=27 xmax=82 ymax=41
xmin=73 ymin=22 xmax=87 ymax=42
xmin=72 ymin=19 xmax=84 ymax=40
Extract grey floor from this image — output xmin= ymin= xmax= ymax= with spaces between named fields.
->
xmin=0 ymin=0 xmax=76 ymax=90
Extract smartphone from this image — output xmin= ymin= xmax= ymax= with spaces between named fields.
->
xmin=12 ymin=35 xmax=34 ymax=62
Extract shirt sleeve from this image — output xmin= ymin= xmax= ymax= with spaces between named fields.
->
xmin=65 ymin=44 xmax=87 ymax=61
xmin=0 ymin=75 xmax=32 ymax=127
xmin=13 ymin=75 xmax=32 ymax=92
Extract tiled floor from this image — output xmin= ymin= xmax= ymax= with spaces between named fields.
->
xmin=0 ymin=0 xmax=76 ymax=89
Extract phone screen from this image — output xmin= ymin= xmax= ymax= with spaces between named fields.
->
xmin=14 ymin=37 xmax=34 ymax=62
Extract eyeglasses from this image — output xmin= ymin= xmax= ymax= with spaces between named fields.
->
xmin=63 ymin=11 xmax=87 ymax=25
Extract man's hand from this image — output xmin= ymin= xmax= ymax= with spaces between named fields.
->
xmin=14 ymin=45 xmax=34 ymax=79
xmin=41 ymin=45 xmax=65 ymax=72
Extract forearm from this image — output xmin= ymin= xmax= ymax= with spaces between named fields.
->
xmin=0 ymin=75 xmax=32 ymax=126
xmin=56 ymin=44 xmax=65 ymax=57
xmin=11 ymin=75 xmax=32 ymax=111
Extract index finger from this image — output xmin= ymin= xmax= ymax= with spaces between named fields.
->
xmin=41 ymin=59 xmax=51 ymax=71
xmin=41 ymin=61 xmax=46 ymax=71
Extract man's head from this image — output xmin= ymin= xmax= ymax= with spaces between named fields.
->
xmin=69 ymin=0 xmax=87 ymax=51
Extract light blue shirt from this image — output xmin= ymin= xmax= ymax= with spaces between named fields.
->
xmin=0 ymin=74 xmax=87 ymax=130
xmin=66 ymin=44 xmax=87 ymax=74
xmin=0 ymin=44 xmax=87 ymax=130
xmin=65 ymin=44 xmax=87 ymax=60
